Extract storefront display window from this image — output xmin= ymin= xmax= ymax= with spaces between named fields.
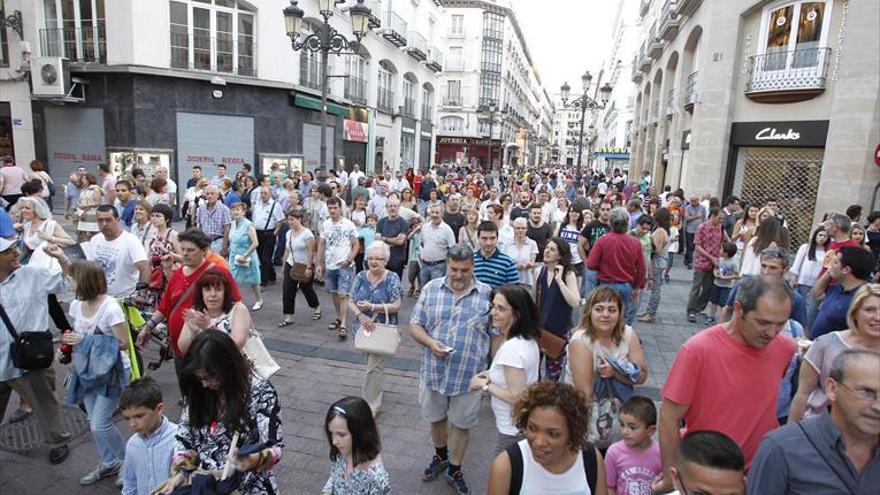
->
xmin=107 ymin=149 xmax=174 ymax=181
xmin=259 ymin=154 xmax=304 ymax=177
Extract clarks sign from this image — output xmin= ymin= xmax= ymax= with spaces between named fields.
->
xmin=731 ymin=120 xmax=828 ymax=147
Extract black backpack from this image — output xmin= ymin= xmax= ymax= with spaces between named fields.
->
xmin=505 ymin=441 xmax=598 ymax=494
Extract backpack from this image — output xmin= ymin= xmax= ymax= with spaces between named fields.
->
xmin=505 ymin=441 xmax=597 ymax=494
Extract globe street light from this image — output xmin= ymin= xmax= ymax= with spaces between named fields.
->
xmin=560 ymin=70 xmax=612 ymax=189
xmin=283 ymin=0 xmax=371 ymax=179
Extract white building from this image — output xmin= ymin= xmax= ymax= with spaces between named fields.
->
xmin=11 ymin=0 xmax=445 ymax=208
xmin=435 ymin=0 xmax=552 ymax=172
xmin=628 ymin=0 xmax=880 ymax=246
xmin=551 ymin=105 xmax=587 ymax=168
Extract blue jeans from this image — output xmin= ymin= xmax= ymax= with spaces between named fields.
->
xmin=600 ymin=281 xmax=636 ymax=326
xmin=419 ymin=261 xmax=446 ymax=286
xmin=82 ymin=389 xmax=126 ymax=466
xmin=581 ymin=269 xmax=599 ymax=300
xmin=797 ymin=284 xmax=819 ymax=332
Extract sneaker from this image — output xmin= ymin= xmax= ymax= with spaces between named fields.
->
xmin=638 ymin=314 xmax=656 ymax=323
xmin=445 ymin=469 xmax=470 ymax=495
xmin=664 ymin=273 xmax=671 ymax=283
xmin=422 ymin=454 xmax=448 ymax=482
xmin=80 ymin=461 xmax=122 ymax=485
xmin=686 ymin=313 xmax=697 ymax=323
xmin=704 ymin=315 xmax=717 ymax=326
xmin=252 ymin=300 xmax=263 ymax=311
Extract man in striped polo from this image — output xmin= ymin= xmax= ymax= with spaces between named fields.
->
xmin=473 ymin=221 xmax=519 ymax=289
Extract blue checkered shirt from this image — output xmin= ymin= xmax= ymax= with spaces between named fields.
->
xmin=121 ymin=416 xmax=178 ymax=495
xmin=411 ymin=276 xmax=495 ymax=396
xmin=195 ymin=202 xmax=232 ymax=239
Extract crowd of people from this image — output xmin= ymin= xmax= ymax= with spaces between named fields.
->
xmin=0 ymin=157 xmax=877 ymax=495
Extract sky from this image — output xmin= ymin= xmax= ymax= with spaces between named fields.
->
xmin=509 ymin=0 xmax=619 ymax=100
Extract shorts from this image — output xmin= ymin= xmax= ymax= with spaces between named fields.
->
xmin=419 ymin=382 xmax=482 ymax=430
xmin=709 ymin=285 xmax=731 ymax=306
xmin=326 ymin=267 xmax=355 ymax=294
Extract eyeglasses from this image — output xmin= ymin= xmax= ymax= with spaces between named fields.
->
xmin=836 ymin=380 xmax=879 ymax=402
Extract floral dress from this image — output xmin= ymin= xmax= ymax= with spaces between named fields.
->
xmin=173 ymin=377 xmax=283 ymax=495
xmin=229 ymin=218 xmax=261 ymax=286
xmin=146 ymin=229 xmax=177 ymax=306
xmin=321 ymin=456 xmax=391 ymax=495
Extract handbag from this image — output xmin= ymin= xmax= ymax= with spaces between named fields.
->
xmin=588 ymin=379 xmax=622 ymax=449
xmin=535 ymin=269 xmax=566 ymax=359
xmin=354 ymin=304 xmax=401 ymax=356
xmin=149 ymin=266 xmax=166 ymax=290
xmin=289 ymin=262 xmax=311 ymax=282
xmin=242 ymin=328 xmax=280 ymax=380
xmin=0 ymin=302 xmax=54 ymax=370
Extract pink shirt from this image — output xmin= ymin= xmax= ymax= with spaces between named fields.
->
xmin=0 ymin=165 xmax=28 ymax=195
xmin=693 ymin=221 xmax=722 ymax=272
xmin=101 ymin=175 xmax=117 ymax=205
xmin=661 ymin=324 xmax=795 ymax=466
xmin=604 ymin=439 xmax=662 ymax=495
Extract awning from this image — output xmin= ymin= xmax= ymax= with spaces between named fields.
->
xmin=292 ymin=93 xmax=349 ymax=117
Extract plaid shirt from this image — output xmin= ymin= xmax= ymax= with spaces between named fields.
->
xmin=411 ymin=276 xmax=495 ymax=396
xmin=195 ymin=202 xmax=232 ymax=239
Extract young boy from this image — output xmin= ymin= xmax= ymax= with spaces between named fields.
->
xmin=119 ymin=377 xmax=178 ymax=495
xmin=706 ymin=242 xmax=740 ymax=325
xmin=604 ymin=395 xmax=662 ymax=495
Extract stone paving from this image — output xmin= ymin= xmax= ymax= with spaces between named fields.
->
xmin=0 ymin=241 xmax=705 ymax=495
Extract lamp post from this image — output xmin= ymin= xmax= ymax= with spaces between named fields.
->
xmin=560 ymin=71 xmax=612 ymax=189
xmin=283 ymin=0 xmax=371 ymax=180
xmin=479 ymin=101 xmax=503 ymax=173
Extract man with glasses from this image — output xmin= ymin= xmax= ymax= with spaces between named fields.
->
xmin=654 ymin=276 xmax=796 ymax=492
xmin=194 ymin=185 xmax=232 ymax=255
xmin=748 ymin=349 xmax=880 ymax=493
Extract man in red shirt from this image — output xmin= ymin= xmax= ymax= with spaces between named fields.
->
xmin=137 ymin=228 xmax=241 ymax=364
xmin=818 ymin=212 xmax=861 ymax=277
xmin=586 ymin=207 xmax=647 ymax=325
xmin=653 ymin=275 xmax=796 ymax=492
xmin=686 ymin=207 xmax=723 ymax=323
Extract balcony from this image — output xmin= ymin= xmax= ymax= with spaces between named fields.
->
xmin=426 ymin=48 xmax=443 ymax=72
xmin=638 ymin=50 xmax=651 ymax=71
xmin=377 ymin=88 xmax=395 ymax=113
xmin=406 ymin=31 xmax=428 ymax=61
xmin=382 ymin=11 xmax=407 ymax=47
xmin=659 ymin=0 xmax=680 ymax=41
xmin=442 ymin=97 xmax=462 ymax=107
xmin=665 ymin=88 xmax=676 ymax=115
xmin=650 ymin=98 xmax=660 ymax=124
xmin=683 ymin=70 xmax=698 ymax=112
xmin=631 ymin=54 xmax=644 ymax=83
xmin=677 ymin=0 xmax=703 ymax=16
xmin=40 ymin=26 xmax=106 ymax=63
xmin=365 ymin=0 xmax=382 ymax=29
xmin=745 ymin=47 xmax=831 ymax=103
xmin=344 ymin=76 xmax=367 ymax=106
xmin=648 ymin=26 xmax=664 ymax=60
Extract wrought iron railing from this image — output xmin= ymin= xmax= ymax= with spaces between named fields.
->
xmin=377 ymin=88 xmax=395 ymax=113
xmin=684 ymin=71 xmax=698 ymax=105
xmin=40 ymin=26 xmax=106 ymax=62
xmin=385 ymin=11 xmax=407 ymax=36
xmin=345 ymin=76 xmax=367 ymax=105
xmin=746 ymin=47 xmax=831 ymax=93
xmin=406 ymin=31 xmax=427 ymax=58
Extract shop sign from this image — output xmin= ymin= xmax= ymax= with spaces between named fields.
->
xmin=437 ymin=136 xmax=493 ymax=146
xmin=177 ymin=112 xmax=254 ymax=203
xmin=730 ymin=120 xmax=829 ymax=147
xmin=344 ymin=119 xmax=367 ymax=143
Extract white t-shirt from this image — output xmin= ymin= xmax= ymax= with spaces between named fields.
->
xmin=69 ymin=296 xmax=129 ymax=368
xmin=285 ymin=228 xmax=315 ymax=265
xmin=489 ymin=337 xmax=540 ymax=435
xmin=85 ymin=231 xmax=148 ymax=297
xmin=320 ymin=217 xmax=358 ymax=270
xmin=518 ymin=438 xmax=591 ymax=494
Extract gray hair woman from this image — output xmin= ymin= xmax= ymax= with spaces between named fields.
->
xmin=347 ymin=240 xmax=403 ymax=417
xmin=19 ymin=196 xmax=74 ymax=252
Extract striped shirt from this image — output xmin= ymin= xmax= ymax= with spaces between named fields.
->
xmin=411 ymin=276 xmax=495 ymax=396
xmin=473 ymin=249 xmax=520 ymax=289
xmin=121 ymin=416 xmax=178 ymax=495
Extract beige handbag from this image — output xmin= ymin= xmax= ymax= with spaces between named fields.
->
xmin=243 ymin=328 xmax=281 ymax=380
xmin=354 ymin=304 xmax=401 ymax=356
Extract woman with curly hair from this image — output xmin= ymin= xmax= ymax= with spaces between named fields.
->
xmin=487 ymin=381 xmax=607 ymax=494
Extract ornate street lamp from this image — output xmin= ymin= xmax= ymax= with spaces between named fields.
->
xmin=560 ymin=70 xmax=612 ymax=188
xmin=479 ymin=101 xmax=505 ymax=172
xmin=283 ymin=0 xmax=372 ymax=179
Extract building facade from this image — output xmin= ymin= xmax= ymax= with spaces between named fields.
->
xmin=628 ymin=0 xmax=879 ymax=246
xmin=435 ymin=0 xmax=552 ymax=173
xmin=15 ymin=0 xmax=445 ymax=209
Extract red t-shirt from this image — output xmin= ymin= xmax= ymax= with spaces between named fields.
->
xmin=413 ymin=175 xmax=423 ymax=197
xmin=661 ymin=324 xmax=795 ymax=466
xmin=817 ymin=239 xmax=861 ymax=278
xmin=586 ymin=231 xmax=647 ymax=289
xmin=157 ymin=260 xmax=241 ymax=356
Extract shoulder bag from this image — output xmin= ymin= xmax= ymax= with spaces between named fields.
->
xmin=354 ymin=303 xmax=401 ymax=356
xmin=243 ymin=327 xmax=280 ymax=380
xmin=0 ymin=302 xmax=54 ymax=370
xmin=535 ymin=268 xmax=566 ymax=359
xmin=588 ymin=378 xmax=623 ymax=450
xmin=287 ymin=230 xmax=313 ymax=283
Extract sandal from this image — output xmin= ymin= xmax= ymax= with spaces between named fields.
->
xmin=312 ymin=308 xmax=322 ymax=321
xmin=338 ymin=326 xmax=347 ymax=339
xmin=329 ymin=319 xmax=341 ymax=330
xmin=277 ymin=318 xmax=295 ymax=328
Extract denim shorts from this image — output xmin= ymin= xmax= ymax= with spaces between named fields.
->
xmin=709 ymin=285 xmax=732 ymax=306
xmin=326 ymin=267 xmax=355 ymax=294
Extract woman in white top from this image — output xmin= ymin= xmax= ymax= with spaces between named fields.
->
xmin=487 ymin=381 xmax=607 ymax=494
xmin=63 ymin=261 xmax=130 ymax=484
xmin=564 ymin=286 xmax=648 ymax=449
xmin=503 ymin=217 xmax=538 ymax=285
xmin=177 ymin=268 xmax=250 ymax=355
xmin=789 ymin=225 xmax=828 ymax=331
xmin=128 ymin=199 xmax=156 ymax=249
xmin=279 ymin=208 xmax=321 ymax=327
xmin=554 ymin=207 xmax=585 ymax=278
xmin=458 ymin=207 xmax=480 ymax=251
xmin=551 ymin=196 xmax=569 ymax=228
xmin=739 ymin=216 xmax=791 ymax=276
xmin=469 ymin=285 xmax=541 ymax=453
xmin=731 ymin=204 xmax=759 ymax=251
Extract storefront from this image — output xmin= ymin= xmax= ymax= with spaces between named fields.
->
xmin=176 ymin=112 xmax=254 ymax=202
xmin=436 ymin=136 xmax=499 ymax=169
xmin=419 ymin=123 xmax=433 ymax=171
xmin=724 ymin=120 xmax=829 ymax=246
xmin=44 ymin=107 xmax=107 ymax=192
xmin=594 ymin=147 xmax=631 ymax=176
xmin=343 ymin=119 xmax=368 ymax=171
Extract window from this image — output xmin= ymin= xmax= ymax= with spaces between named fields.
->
xmin=441 ymin=116 xmax=464 ymax=132
xmin=421 ymin=85 xmax=434 ymax=122
xmin=445 ymin=80 xmax=461 ymax=105
xmin=760 ymin=1 xmax=830 ymax=70
xmin=345 ymin=54 xmax=367 ymax=104
xmin=377 ymin=61 xmax=396 ymax=113
xmin=480 ymin=71 xmax=500 ymax=107
xmin=448 ymin=47 xmax=463 ymax=70
xmin=41 ymin=0 xmax=106 ymax=62
xmin=401 ymin=133 xmax=415 ymax=167
xmin=299 ymin=22 xmax=322 ymax=89
xmin=482 ymin=12 xmax=503 ymax=40
xmin=449 ymin=15 xmax=464 ymax=36
xmin=402 ymin=75 xmax=416 ymax=116
xmin=167 ymin=0 xmax=256 ymax=76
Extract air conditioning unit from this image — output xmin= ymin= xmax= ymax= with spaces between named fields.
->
xmin=31 ymin=57 xmax=70 ymax=97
